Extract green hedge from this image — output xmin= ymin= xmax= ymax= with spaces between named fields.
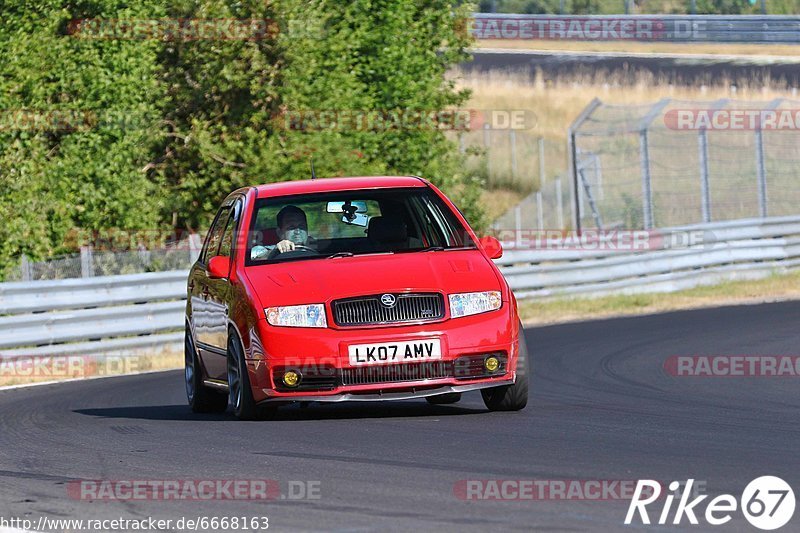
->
xmin=0 ymin=0 xmax=483 ymax=279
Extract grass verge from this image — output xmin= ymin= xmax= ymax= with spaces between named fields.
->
xmin=519 ymin=270 xmax=800 ymax=326
xmin=0 ymin=348 xmax=184 ymax=387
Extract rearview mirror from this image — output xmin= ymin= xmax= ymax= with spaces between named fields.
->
xmin=479 ymin=236 xmax=503 ymax=260
xmin=207 ymin=255 xmax=231 ymax=279
xmin=342 ymin=213 xmax=369 ymax=227
xmin=326 ymin=200 xmax=367 ymax=214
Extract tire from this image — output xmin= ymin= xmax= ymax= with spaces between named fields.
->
xmin=426 ymin=392 xmax=462 ymax=405
xmin=227 ymin=331 xmax=262 ymax=420
xmin=185 ymin=326 xmax=228 ymax=414
xmin=481 ymin=325 xmax=529 ymax=412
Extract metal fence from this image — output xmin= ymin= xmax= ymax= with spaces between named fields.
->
xmin=478 ymin=2 xmax=778 ymax=16
xmin=497 ymin=215 xmax=800 ymax=298
xmin=567 ymin=98 xmax=800 ymax=231
xmin=2 ymin=216 xmax=799 ymax=356
xmin=8 ymin=236 xmax=203 ymax=282
xmin=456 ymin=127 xmax=565 ymax=193
xmin=471 ymin=13 xmax=800 ymax=43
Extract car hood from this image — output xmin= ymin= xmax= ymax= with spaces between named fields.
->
xmin=244 ymin=250 xmax=502 ymax=308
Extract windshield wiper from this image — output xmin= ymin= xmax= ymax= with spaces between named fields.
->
xmin=422 ymin=246 xmax=445 ymax=252
xmin=327 ymin=252 xmax=354 ymax=259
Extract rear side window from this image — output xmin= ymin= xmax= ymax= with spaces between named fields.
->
xmin=200 ymin=207 xmax=231 ymax=264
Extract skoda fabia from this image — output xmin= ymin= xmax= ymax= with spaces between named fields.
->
xmin=185 ymin=176 xmax=528 ymax=419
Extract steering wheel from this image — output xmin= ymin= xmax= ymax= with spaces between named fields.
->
xmin=266 ymin=244 xmax=318 ymax=260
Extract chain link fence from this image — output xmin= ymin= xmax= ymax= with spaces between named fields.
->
xmin=8 ymin=236 xmax=202 ymax=282
xmin=568 ymin=97 xmax=800 ymax=230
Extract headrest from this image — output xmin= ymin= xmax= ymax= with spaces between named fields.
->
xmin=368 ymin=216 xmax=407 ymax=245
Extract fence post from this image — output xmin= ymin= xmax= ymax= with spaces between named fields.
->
xmin=698 ymin=127 xmax=711 ymax=223
xmin=21 ymin=255 xmax=33 ymax=281
xmin=755 ymin=127 xmax=768 ymax=218
xmin=483 ymin=123 xmax=491 ymax=180
xmin=568 ymin=98 xmax=602 ymax=233
xmin=189 ymin=233 xmax=203 ymax=263
xmin=536 ymin=192 xmax=544 ymax=231
xmin=510 ymin=130 xmax=517 ymax=181
xmin=555 ymin=178 xmax=564 ymax=230
xmin=80 ymin=246 xmax=94 ymax=278
xmin=538 ymin=137 xmax=546 ymax=190
xmin=639 ymin=129 xmax=654 ymax=230
xmin=514 ymin=205 xmax=522 ymax=248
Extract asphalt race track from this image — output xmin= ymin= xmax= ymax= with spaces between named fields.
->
xmin=1 ymin=301 xmax=798 ymax=531
xmin=465 ymin=48 xmax=800 ymax=87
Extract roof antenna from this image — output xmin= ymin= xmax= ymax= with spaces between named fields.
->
xmin=310 ymin=157 xmax=317 ymax=180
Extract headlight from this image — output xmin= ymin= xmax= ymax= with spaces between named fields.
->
xmin=265 ymin=304 xmax=327 ymax=328
xmin=448 ymin=291 xmax=502 ymax=318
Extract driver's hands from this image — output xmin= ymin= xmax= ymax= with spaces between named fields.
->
xmin=276 ymin=239 xmax=296 ymax=253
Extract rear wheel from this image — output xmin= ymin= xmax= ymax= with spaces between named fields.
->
xmin=481 ymin=326 xmax=529 ymax=412
xmin=185 ymin=326 xmax=228 ymax=413
xmin=426 ymin=392 xmax=461 ymax=405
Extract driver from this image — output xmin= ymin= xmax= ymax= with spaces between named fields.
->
xmin=251 ymin=205 xmax=315 ymax=259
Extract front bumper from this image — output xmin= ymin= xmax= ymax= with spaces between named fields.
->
xmin=246 ymin=308 xmax=520 ymax=403
xmin=256 ymin=378 xmax=515 ymax=404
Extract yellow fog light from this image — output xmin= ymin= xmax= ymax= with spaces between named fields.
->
xmin=282 ymin=371 xmax=300 ymax=387
xmin=484 ymin=356 xmax=500 ymax=372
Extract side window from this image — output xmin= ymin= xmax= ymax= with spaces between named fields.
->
xmin=218 ymin=205 xmax=239 ymax=258
xmin=200 ymin=207 xmax=231 ymax=264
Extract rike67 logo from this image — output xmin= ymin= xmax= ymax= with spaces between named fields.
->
xmin=625 ymin=477 xmax=795 ymax=530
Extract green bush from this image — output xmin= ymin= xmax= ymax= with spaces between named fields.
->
xmin=0 ymin=0 xmax=484 ymax=278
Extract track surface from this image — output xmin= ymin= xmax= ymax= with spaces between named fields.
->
xmin=1 ymin=301 xmax=799 ymax=531
xmin=465 ymin=48 xmax=800 ymax=86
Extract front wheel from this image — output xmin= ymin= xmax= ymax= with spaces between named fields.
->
xmin=227 ymin=333 xmax=260 ymax=420
xmin=481 ymin=326 xmax=529 ymax=412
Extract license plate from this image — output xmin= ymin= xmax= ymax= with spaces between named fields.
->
xmin=348 ymin=338 xmax=442 ymax=366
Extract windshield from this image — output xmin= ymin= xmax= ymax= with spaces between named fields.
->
xmin=245 ymin=187 xmax=476 ymax=264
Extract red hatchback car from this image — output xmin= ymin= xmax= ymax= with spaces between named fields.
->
xmin=185 ymin=176 xmax=528 ymax=419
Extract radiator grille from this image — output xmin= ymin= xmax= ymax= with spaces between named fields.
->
xmin=333 ymin=293 xmax=444 ymax=326
xmin=340 ymin=361 xmax=451 ymax=386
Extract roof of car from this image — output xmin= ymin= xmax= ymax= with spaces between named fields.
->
xmin=253 ymin=176 xmax=428 ymax=198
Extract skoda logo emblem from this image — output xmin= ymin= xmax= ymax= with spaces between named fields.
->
xmin=380 ymin=294 xmax=397 ymax=308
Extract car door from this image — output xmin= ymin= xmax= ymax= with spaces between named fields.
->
xmin=202 ymin=199 xmax=242 ymax=380
xmin=190 ymin=204 xmax=231 ymax=379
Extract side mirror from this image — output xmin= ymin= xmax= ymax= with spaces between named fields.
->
xmin=479 ymin=236 xmax=503 ymax=260
xmin=207 ymin=255 xmax=231 ymax=279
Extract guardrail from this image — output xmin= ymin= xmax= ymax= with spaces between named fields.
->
xmin=2 ymin=216 xmax=799 ymax=357
xmin=0 ymin=272 xmax=187 ymax=357
xmin=496 ymin=216 xmax=800 ymax=298
xmin=471 ymin=14 xmax=800 ymax=43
